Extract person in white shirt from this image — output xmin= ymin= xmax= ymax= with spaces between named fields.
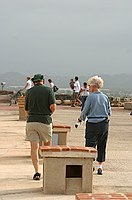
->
xmin=78 ymin=82 xmax=89 ymax=111
xmin=48 ymin=79 xmax=54 ymax=92
xmin=71 ymin=76 xmax=81 ymax=107
xmin=21 ymin=77 xmax=32 ymax=93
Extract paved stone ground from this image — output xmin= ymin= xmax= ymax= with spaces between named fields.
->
xmin=0 ymin=104 xmax=132 ymax=200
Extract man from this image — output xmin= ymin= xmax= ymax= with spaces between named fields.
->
xmin=48 ymin=79 xmax=58 ymax=93
xmin=25 ymin=74 xmax=56 ymax=180
xmin=71 ymin=76 xmax=81 ymax=107
xmin=48 ymin=79 xmax=54 ymax=91
xmin=77 ymin=75 xmax=111 ymax=175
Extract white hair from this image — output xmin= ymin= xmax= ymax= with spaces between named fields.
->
xmin=88 ymin=75 xmax=104 ymax=89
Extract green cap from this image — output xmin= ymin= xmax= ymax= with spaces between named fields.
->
xmin=31 ymin=74 xmax=44 ymax=82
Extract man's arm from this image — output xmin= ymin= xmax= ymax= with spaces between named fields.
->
xmin=21 ymin=82 xmax=28 ymax=91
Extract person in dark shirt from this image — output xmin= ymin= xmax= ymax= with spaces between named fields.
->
xmin=25 ymin=74 xmax=56 ymax=180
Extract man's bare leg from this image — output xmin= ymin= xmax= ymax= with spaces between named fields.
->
xmin=30 ymin=141 xmax=39 ymax=173
xmin=30 ymin=140 xmax=51 ymax=179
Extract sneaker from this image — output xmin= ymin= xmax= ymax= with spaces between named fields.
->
xmin=97 ymin=168 xmax=103 ymax=175
xmin=33 ymin=172 xmax=41 ymax=180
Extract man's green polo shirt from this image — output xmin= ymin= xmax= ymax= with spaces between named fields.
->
xmin=25 ymin=84 xmax=55 ymax=124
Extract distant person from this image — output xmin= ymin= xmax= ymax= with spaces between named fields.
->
xmin=25 ymin=74 xmax=56 ymax=180
xmin=78 ymin=82 xmax=89 ymax=111
xmin=48 ymin=79 xmax=54 ymax=91
xmin=69 ymin=78 xmax=75 ymax=106
xmin=21 ymin=77 xmax=32 ymax=93
xmin=69 ymin=78 xmax=75 ymax=90
xmin=77 ymin=75 xmax=111 ymax=175
xmin=71 ymin=76 xmax=81 ymax=107
xmin=48 ymin=79 xmax=58 ymax=93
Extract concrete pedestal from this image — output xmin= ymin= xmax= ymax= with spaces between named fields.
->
xmin=18 ymin=96 xmax=26 ymax=121
xmin=40 ymin=146 xmax=97 ymax=195
xmin=52 ymin=124 xmax=71 ymax=145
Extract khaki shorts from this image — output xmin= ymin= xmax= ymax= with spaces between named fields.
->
xmin=25 ymin=122 xmax=52 ymax=143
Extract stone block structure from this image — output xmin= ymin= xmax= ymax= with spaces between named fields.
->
xmin=124 ymin=102 xmax=132 ymax=110
xmin=18 ymin=96 xmax=27 ymax=121
xmin=52 ymin=124 xmax=71 ymax=145
xmin=39 ymin=146 xmax=97 ymax=195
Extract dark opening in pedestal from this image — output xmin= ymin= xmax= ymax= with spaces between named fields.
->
xmin=66 ymin=165 xmax=82 ymax=178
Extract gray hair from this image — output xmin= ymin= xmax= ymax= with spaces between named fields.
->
xmin=88 ymin=75 xmax=104 ymax=89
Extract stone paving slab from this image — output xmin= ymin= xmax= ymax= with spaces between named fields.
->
xmin=0 ymin=104 xmax=132 ymax=199
xmin=75 ymin=193 xmax=132 ymax=200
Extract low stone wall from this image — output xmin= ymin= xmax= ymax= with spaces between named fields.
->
xmin=109 ymin=96 xmax=132 ymax=107
xmin=0 ymin=91 xmax=13 ymax=103
xmin=55 ymin=94 xmax=132 ymax=108
xmin=0 ymin=90 xmax=13 ymax=95
xmin=55 ymin=94 xmax=72 ymax=102
xmin=1 ymin=91 xmax=132 ymax=109
xmin=124 ymin=102 xmax=132 ymax=110
xmin=0 ymin=95 xmax=11 ymax=103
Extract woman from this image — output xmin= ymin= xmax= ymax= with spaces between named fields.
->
xmin=78 ymin=75 xmax=111 ymax=175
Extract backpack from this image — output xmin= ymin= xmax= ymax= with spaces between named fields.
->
xmin=53 ymin=85 xmax=59 ymax=92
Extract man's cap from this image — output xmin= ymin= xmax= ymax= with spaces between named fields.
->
xmin=31 ymin=74 xmax=44 ymax=82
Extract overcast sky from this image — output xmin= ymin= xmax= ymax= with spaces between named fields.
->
xmin=0 ymin=0 xmax=132 ymax=77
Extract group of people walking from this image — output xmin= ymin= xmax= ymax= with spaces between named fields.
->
xmin=21 ymin=76 xmax=58 ymax=95
xmin=23 ymin=73 xmax=111 ymax=180
xmin=69 ymin=76 xmax=89 ymax=110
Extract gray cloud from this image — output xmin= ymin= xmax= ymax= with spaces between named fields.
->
xmin=0 ymin=0 xmax=132 ymax=76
